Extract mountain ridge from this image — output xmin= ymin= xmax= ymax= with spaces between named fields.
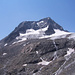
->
xmin=2 ymin=17 xmax=65 ymax=43
xmin=0 ymin=17 xmax=75 ymax=75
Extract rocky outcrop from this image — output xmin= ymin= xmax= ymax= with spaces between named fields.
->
xmin=0 ymin=37 xmax=75 ymax=75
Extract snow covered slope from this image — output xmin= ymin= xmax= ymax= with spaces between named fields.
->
xmin=40 ymin=29 xmax=71 ymax=39
xmin=11 ymin=28 xmax=71 ymax=44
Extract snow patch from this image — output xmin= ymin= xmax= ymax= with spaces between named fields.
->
xmin=39 ymin=29 xmax=71 ymax=39
xmin=39 ymin=35 xmax=51 ymax=39
xmin=23 ymin=44 xmax=26 ymax=46
xmin=50 ymin=29 xmax=71 ymax=40
xmin=65 ymin=48 xmax=74 ymax=56
xmin=37 ymin=21 xmax=44 ymax=26
xmin=23 ymin=64 xmax=27 ymax=66
xmin=36 ymin=51 xmax=38 ymax=54
xmin=16 ymin=26 xmax=48 ymax=40
xmin=17 ymin=38 xmax=27 ymax=42
xmin=26 ymin=29 xmax=35 ymax=33
xmin=4 ymin=43 xmax=8 ymax=46
xmin=12 ymin=42 xmax=16 ymax=44
xmin=3 ymin=53 xmax=7 ymax=56
xmin=37 ymin=57 xmax=51 ymax=65
xmin=12 ymin=38 xmax=26 ymax=44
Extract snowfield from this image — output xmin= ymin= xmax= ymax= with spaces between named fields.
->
xmin=40 ymin=29 xmax=71 ymax=39
xmin=65 ymin=48 xmax=74 ymax=56
xmin=12 ymin=28 xmax=75 ymax=45
xmin=12 ymin=26 xmax=49 ymax=44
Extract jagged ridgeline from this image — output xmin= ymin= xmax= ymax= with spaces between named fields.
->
xmin=1 ymin=17 xmax=67 ymax=44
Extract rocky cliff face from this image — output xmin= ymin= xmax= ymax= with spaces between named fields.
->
xmin=0 ymin=17 xmax=75 ymax=75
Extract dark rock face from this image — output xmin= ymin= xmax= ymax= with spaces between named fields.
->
xmin=45 ymin=25 xmax=55 ymax=35
xmin=0 ymin=37 xmax=75 ymax=75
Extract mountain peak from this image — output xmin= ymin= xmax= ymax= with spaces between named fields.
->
xmin=2 ymin=17 xmax=67 ymax=43
xmin=0 ymin=17 xmax=75 ymax=75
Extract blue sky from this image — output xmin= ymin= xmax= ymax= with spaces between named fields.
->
xmin=0 ymin=0 xmax=75 ymax=40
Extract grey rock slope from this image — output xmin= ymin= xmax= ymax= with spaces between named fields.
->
xmin=0 ymin=17 xmax=75 ymax=75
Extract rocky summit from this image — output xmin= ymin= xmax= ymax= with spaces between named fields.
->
xmin=0 ymin=17 xmax=75 ymax=75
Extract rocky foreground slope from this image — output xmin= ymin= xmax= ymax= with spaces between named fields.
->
xmin=0 ymin=17 xmax=75 ymax=75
